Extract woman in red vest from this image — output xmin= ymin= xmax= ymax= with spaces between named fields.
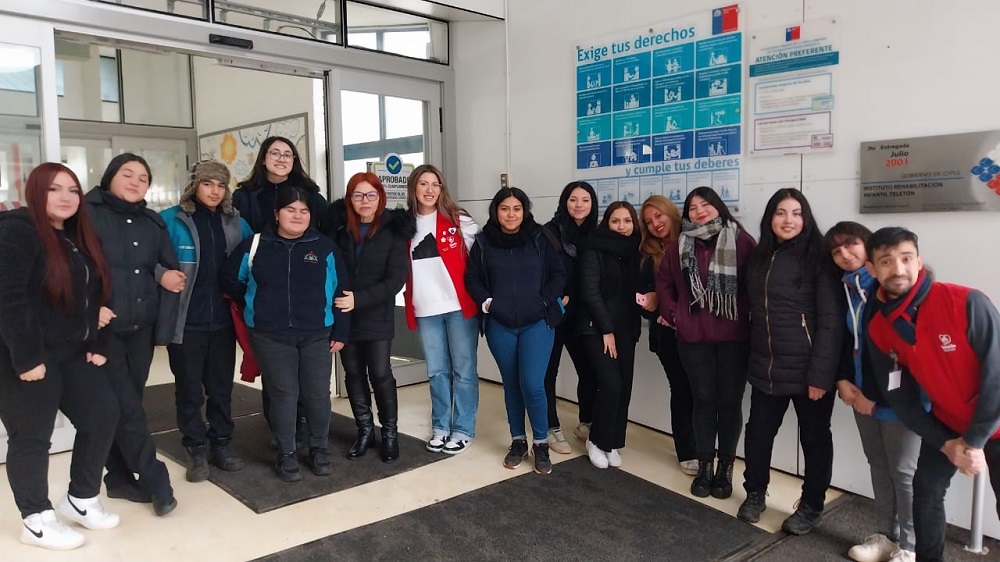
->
xmin=404 ymin=165 xmax=480 ymax=455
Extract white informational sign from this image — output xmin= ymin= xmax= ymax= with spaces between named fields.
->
xmin=747 ymin=19 xmax=839 ymax=156
xmin=575 ymin=5 xmax=744 ymax=210
xmin=367 ymin=153 xmax=413 ymax=209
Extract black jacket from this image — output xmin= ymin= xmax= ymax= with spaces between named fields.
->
xmin=0 ymin=209 xmax=108 ymax=373
xmin=746 ymin=237 xmax=843 ymax=395
xmin=324 ymin=200 xmax=415 ymax=341
xmin=465 ymin=224 xmax=566 ymax=331
xmin=85 ymin=187 xmax=179 ymax=344
xmin=232 ymin=182 xmax=327 ymax=234
xmin=576 ymin=228 xmax=642 ymax=340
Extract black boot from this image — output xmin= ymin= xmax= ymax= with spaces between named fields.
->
xmin=710 ymin=459 xmax=734 ymax=499
xmin=209 ymin=438 xmax=245 ymax=472
xmin=345 ymin=374 xmax=376 ymax=459
xmin=373 ymin=376 xmax=399 ymax=463
xmin=690 ymin=458 xmax=714 ymax=498
xmin=184 ymin=444 xmax=209 ymax=483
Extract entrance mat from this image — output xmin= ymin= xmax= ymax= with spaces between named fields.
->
xmin=153 ymin=409 xmax=446 ymax=514
xmin=253 ymin=456 xmax=768 ymax=561
xmin=748 ymin=495 xmax=1000 ymax=562
xmin=144 ymin=382 xmax=263 ymax=434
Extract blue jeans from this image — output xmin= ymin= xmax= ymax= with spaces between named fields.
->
xmin=485 ymin=318 xmax=554 ymax=442
xmin=416 ymin=310 xmax=480 ymax=440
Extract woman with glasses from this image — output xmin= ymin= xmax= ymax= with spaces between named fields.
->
xmin=233 ymin=136 xmax=327 ymax=233
xmin=324 ymin=172 xmax=415 ymax=463
xmin=233 ymin=136 xmax=327 ymax=449
xmin=404 ymin=164 xmax=481 ymax=455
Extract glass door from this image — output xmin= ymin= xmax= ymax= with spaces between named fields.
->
xmin=0 ymin=15 xmax=75 ymax=459
xmin=330 ymin=69 xmax=442 ymax=388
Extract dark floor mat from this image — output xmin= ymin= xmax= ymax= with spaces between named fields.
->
xmin=253 ymin=456 xmax=768 ymax=561
xmin=143 ymin=382 xmax=263 ymax=434
xmin=747 ymin=495 xmax=1000 ymax=562
xmin=154 ymin=409 xmax=446 ymax=514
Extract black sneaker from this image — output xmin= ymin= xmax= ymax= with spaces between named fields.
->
xmin=532 ymin=443 xmax=552 ymax=475
xmin=737 ymin=490 xmax=767 ymax=523
xmin=275 ymin=453 xmax=303 ymax=483
xmin=710 ymin=460 xmax=734 ymax=499
xmin=503 ymin=439 xmax=529 ymax=469
xmin=782 ymin=501 xmax=823 ymax=535
xmin=307 ymin=448 xmax=333 ymax=476
xmin=209 ymin=441 xmax=246 ymax=472
xmin=106 ymin=482 xmax=152 ymax=504
xmin=690 ymin=459 xmax=713 ymax=498
xmin=152 ymin=492 xmax=177 ymax=517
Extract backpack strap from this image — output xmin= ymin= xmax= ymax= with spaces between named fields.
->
xmin=248 ymin=233 xmax=261 ymax=268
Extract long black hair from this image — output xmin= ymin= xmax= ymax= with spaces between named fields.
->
xmin=238 ymin=136 xmax=319 ymax=193
xmin=98 ymin=152 xmax=152 ymax=191
xmin=748 ymin=188 xmax=825 ymax=280
xmin=682 ymin=186 xmax=743 ymax=230
xmin=488 ymin=186 xmax=532 ymax=224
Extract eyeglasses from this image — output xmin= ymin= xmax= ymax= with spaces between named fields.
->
xmin=351 ymin=191 xmax=379 ymax=202
xmin=417 ymin=181 xmax=443 ymax=189
xmin=267 ymin=150 xmax=295 ymax=161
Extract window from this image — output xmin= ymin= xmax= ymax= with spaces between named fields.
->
xmin=345 ymin=2 xmax=448 ymax=64
xmin=214 ymin=0 xmax=341 ymax=45
xmin=89 ymin=0 xmax=207 ymax=19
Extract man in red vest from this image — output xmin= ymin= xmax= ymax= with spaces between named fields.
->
xmin=863 ymin=227 xmax=1000 ymax=562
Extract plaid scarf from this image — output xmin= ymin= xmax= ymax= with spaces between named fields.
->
xmin=678 ymin=217 xmax=740 ymax=320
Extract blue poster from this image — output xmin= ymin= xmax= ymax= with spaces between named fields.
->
xmin=577 ymin=142 xmax=612 ymax=170
xmin=612 ymin=52 xmax=651 ymax=84
xmin=613 ymin=80 xmax=651 ymax=111
xmin=577 ymin=115 xmax=612 ymax=143
xmin=652 ymin=43 xmax=695 ymax=77
xmin=652 ymin=132 xmax=694 ymax=162
xmin=695 ymin=64 xmax=741 ymax=98
xmin=577 ymin=87 xmax=612 ymax=117
xmin=577 ymin=61 xmax=612 ymax=91
xmin=612 ymin=108 xmax=651 ymax=139
xmin=696 ymin=33 xmax=742 ymax=68
xmin=695 ymin=126 xmax=741 ymax=157
xmin=695 ymin=95 xmax=741 ymax=128
xmin=652 ymin=73 xmax=694 ymax=106
xmin=612 ymin=137 xmax=652 ymax=165
xmin=652 ymin=103 xmax=693 ymax=133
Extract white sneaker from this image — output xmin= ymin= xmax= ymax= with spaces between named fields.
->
xmin=547 ymin=428 xmax=572 ymax=454
xmin=442 ymin=437 xmax=471 ymax=455
xmin=425 ymin=435 xmax=447 ymax=453
xmin=679 ymin=459 xmax=700 ymax=476
xmin=607 ymin=449 xmax=623 ymax=468
xmin=888 ymin=549 xmax=915 ymax=562
xmin=56 ymin=493 xmax=120 ymax=530
xmin=586 ymin=439 xmax=609 ymax=469
xmin=848 ymin=533 xmax=897 ymax=562
xmin=20 ymin=510 xmax=85 ymax=551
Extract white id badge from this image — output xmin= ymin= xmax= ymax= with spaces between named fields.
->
xmin=888 ymin=369 xmax=902 ymax=391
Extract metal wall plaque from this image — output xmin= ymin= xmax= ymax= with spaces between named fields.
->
xmin=859 ymin=130 xmax=1000 ymax=213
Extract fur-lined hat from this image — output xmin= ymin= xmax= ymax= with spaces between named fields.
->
xmin=180 ymin=160 xmax=236 ymax=215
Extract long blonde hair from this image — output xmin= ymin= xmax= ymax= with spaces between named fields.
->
xmin=406 ymin=164 xmax=468 ymax=225
xmin=639 ymin=195 xmax=682 ymax=270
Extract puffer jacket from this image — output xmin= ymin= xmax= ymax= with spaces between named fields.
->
xmin=576 ymin=228 xmax=642 ymax=340
xmin=746 ymin=237 xmax=843 ymax=395
xmin=86 ymin=187 xmax=179 ymax=344
xmin=324 ymin=200 xmax=415 ymax=341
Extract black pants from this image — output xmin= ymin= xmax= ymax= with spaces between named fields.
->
xmin=911 ymin=438 xmax=1000 ymax=562
xmin=0 ymin=344 xmax=119 ymax=518
xmin=250 ymin=330 xmax=332 ymax=455
xmin=103 ymin=328 xmax=172 ymax=496
xmin=544 ymin=323 xmax=594 ymax=428
xmin=340 ymin=339 xmax=397 ymax=427
xmin=652 ymin=328 xmax=696 ymax=463
xmin=742 ymin=386 xmax=835 ymax=510
xmin=167 ymin=327 xmax=237 ymax=448
xmin=585 ymin=333 xmax=636 ymax=452
xmin=678 ymin=341 xmax=749 ymax=462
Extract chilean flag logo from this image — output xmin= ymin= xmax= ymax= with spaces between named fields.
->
xmin=785 ymin=26 xmax=801 ymax=41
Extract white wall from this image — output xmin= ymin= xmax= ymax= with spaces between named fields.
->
xmin=466 ymin=0 xmax=1000 ymax=536
xmin=191 ymin=57 xmax=326 ymax=191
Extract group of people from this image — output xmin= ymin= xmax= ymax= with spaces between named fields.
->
xmin=1 ymin=145 xmax=998 ymax=562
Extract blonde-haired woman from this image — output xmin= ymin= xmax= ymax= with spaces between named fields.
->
xmin=639 ymin=195 xmax=696 ymax=476
xmin=404 ymin=164 xmax=480 ymax=455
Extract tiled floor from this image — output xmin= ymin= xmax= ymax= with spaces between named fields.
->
xmin=0 ymin=351 xmax=834 ymax=561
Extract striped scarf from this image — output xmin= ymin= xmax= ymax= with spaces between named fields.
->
xmin=678 ymin=217 xmax=740 ymax=320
